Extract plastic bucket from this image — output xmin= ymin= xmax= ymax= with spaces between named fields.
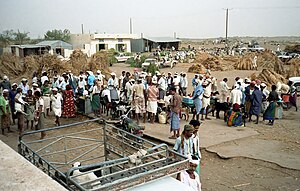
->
xmin=282 ymin=95 xmax=290 ymax=103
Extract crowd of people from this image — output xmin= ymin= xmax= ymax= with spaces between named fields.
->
xmin=0 ymin=66 xmax=298 ymax=191
xmin=0 ymin=68 xmax=298 ymax=138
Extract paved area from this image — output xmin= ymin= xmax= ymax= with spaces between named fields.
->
xmin=143 ymin=118 xmax=259 ymax=148
xmin=206 ymin=138 xmax=300 ymax=170
xmin=0 ymin=141 xmax=67 ymax=191
xmin=142 ymin=116 xmax=300 ymax=171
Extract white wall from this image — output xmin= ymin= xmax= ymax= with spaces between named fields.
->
xmin=89 ymin=38 xmax=132 ymax=56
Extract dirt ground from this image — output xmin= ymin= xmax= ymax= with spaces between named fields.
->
xmin=109 ymin=62 xmax=300 ymax=190
xmin=1 ymin=61 xmax=299 ymax=190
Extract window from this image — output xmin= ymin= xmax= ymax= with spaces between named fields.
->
xmin=118 ymin=38 xmax=123 ymax=42
xmin=99 ymin=39 xmax=104 ymax=42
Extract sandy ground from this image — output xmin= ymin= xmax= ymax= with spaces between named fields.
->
xmin=109 ymin=62 xmax=300 ymax=190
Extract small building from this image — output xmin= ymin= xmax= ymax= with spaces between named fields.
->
xmin=9 ymin=44 xmax=49 ymax=57
xmin=131 ymin=37 xmax=181 ymax=52
xmin=70 ymin=34 xmax=138 ymax=57
xmin=36 ymin=40 xmax=73 ymax=57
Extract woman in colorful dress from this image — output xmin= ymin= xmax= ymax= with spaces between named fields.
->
xmin=62 ymin=85 xmax=76 ymax=118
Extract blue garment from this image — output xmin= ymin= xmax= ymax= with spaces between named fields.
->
xmin=9 ymin=90 xmax=17 ymax=111
xmin=193 ymin=84 xmax=204 ymax=114
xmin=192 ymin=78 xmax=197 ymax=87
xmin=68 ymin=76 xmax=77 ymax=93
xmin=170 ymin=111 xmax=180 ymax=130
xmin=250 ymin=89 xmax=263 ymax=115
xmin=88 ymin=75 xmax=95 ymax=86
xmin=244 ymin=86 xmax=251 ymax=101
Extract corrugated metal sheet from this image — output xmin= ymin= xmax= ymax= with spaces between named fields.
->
xmin=143 ymin=37 xmax=181 ymax=43
xmin=10 ymin=44 xmax=47 ymax=49
xmin=36 ymin=40 xmax=72 ymax=49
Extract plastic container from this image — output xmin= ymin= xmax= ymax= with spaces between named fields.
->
xmin=282 ymin=94 xmax=290 ymax=103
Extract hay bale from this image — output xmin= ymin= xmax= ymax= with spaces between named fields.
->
xmin=286 ymin=58 xmax=300 ymax=78
xmin=255 ymin=69 xmax=287 ymax=87
xmin=66 ymin=49 xmax=88 ymax=73
xmin=194 ymin=52 xmax=236 ymax=71
xmin=187 ymin=63 xmax=206 ymax=74
xmin=235 ymin=50 xmax=285 ymax=74
xmin=88 ymin=50 xmax=111 ymax=78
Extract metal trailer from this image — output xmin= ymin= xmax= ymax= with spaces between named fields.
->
xmin=18 ymin=118 xmax=189 ymax=191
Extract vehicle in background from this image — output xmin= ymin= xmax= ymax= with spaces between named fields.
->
xmin=115 ymin=53 xmax=133 ymax=62
xmin=141 ymin=58 xmax=160 ymax=69
xmin=288 ymin=53 xmax=300 ymax=58
xmin=160 ymin=58 xmax=177 ymax=68
xmin=248 ymin=45 xmax=265 ymax=52
xmin=276 ymin=51 xmax=292 ymax=62
xmin=289 ymin=77 xmax=300 ymax=93
xmin=57 ymin=55 xmax=70 ymax=61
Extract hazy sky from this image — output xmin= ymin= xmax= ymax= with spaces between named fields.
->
xmin=0 ymin=0 xmax=299 ymax=38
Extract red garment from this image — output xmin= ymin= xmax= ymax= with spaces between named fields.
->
xmin=62 ymin=90 xmax=76 ymax=118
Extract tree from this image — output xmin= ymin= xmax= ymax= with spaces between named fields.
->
xmin=13 ymin=30 xmax=30 ymax=45
xmin=0 ymin=30 xmax=14 ymax=47
xmin=44 ymin=29 xmax=71 ymax=42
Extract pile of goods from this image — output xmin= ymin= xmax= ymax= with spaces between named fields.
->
xmin=235 ymin=50 xmax=285 ymax=75
xmin=188 ymin=52 xmax=235 ymax=73
xmin=286 ymin=58 xmax=300 ymax=78
xmin=0 ymin=50 xmax=112 ymax=81
xmin=0 ymin=53 xmax=65 ymax=81
xmin=66 ymin=49 xmax=88 ymax=72
xmin=250 ymin=69 xmax=287 ymax=87
xmin=88 ymin=50 xmax=111 ymax=78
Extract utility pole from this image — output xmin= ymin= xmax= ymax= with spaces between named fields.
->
xmin=130 ymin=18 xmax=132 ymax=34
xmin=225 ymin=8 xmax=228 ymax=46
xmin=81 ymin=24 xmax=84 ymax=34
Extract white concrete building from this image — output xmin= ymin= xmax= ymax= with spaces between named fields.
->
xmin=70 ymin=34 xmax=138 ymax=57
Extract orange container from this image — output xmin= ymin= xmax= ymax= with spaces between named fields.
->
xmin=282 ymin=95 xmax=290 ymax=103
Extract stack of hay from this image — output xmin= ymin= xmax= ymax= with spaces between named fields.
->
xmin=0 ymin=53 xmax=22 ymax=79
xmin=286 ymin=58 xmax=300 ymax=78
xmin=88 ymin=50 xmax=111 ymax=78
xmin=67 ymin=49 xmax=88 ymax=73
xmin=189 ymin=52 xmax=235 ymax=73
xmin=187 ymin=63 xmax=206 ymax=74
xmin=235 ymin=50 xmax=285 ymax=75
xmin=250 ymin=69 xmax=287 ymax=87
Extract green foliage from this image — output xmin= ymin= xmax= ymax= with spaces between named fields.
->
xmin=44 ymin=29 xmax=71 ymax=42
xmin=0 ymin=29 xmax=30 ymax=47
xmin=140 ymin=54 xmax=147 ymax=63
xmin=146 ymin=63 xmax=159 ymax=75
xmin=124 ymin=52 xmax=133 ymax=56
xmin=14 ymin=30 xmax=30 ymax=45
